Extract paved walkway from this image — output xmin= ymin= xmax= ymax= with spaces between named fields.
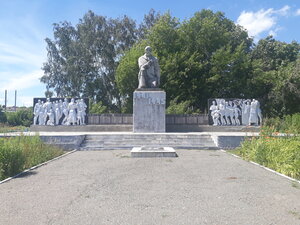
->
xmin=0 ymin=150 xmax=299 ymax=225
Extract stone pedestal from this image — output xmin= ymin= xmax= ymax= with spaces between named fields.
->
xmin=131 ymin=147 xmax=177 ymax=157
xmin=133 ymin=89 xmax=166 ymax=133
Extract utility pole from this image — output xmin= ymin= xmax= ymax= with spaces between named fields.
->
xmin=4 ymin=90 xmax=7 ymax=111
xmin=14 ymin=90 xmax=17 ymax=111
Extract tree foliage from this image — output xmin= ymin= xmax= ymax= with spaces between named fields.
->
xmin=41 ymin=10 xmax=160 ymax=112
xmin=43 ymin=9 xmax=300 ymax=116
xmin=116 ymin=10 xmax=254 ymax=112
xmin=0 ymin=107 xmax=7 ymax=123
xmin=116 ymin=10 xmax=300 ymax=116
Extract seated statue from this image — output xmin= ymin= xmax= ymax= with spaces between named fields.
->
xmin=138 ymin=46 xmax=160 ymax=88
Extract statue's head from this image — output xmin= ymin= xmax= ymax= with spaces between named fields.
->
xmin=145 ymin=46 xmax=152 ymax=57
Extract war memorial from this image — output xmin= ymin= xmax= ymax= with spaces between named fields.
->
xmin=30 ymin=46 xmax=262 ymax=155
xmin=2 ymin=49 xmax=299 ymax=225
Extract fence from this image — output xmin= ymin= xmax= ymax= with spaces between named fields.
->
xmin=88 ymin=114 xmax=209 ymax=125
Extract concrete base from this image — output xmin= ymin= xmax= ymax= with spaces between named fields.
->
xmin=30 ymin=125 xmax=132 ymax=132
xmin=40 ymin=135 xmax=85 ymax=151
xmin=133 ymin=90 xmax=166 ymax=133
xmin=166 ymin=125 xmax=260 ymax=132
xmin=131 ymin=146 xmax=177 ymax=157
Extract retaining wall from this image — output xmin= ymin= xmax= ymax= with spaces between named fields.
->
xmin=88 ymin=114 xmax=209 ymax=125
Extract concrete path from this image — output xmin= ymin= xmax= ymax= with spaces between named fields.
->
xmin=0 ymin=150 xmax=299 ymax=225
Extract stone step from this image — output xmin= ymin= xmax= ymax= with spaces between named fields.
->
xmin=80 ymin=146 xmax=218 ymax=151
xmin=79 ymin=134 xmax=218 ymax=150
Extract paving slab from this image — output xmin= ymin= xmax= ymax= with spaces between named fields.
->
xmin=0 ymin=150 xmax=299 ymax=225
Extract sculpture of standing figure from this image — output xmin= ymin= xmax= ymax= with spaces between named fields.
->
xmin=232 ymin=102 xmax=241 ymax=125
xmin=62 ymin=98 xmax=69 ymax=125
xmin=249 ymin=99 xmax=262 ymax=125
xmin=138 ymin=46 xmax=160 ymax=88
xmin=218 ymin=100 xmax=227 ymax=125
xmin=43 ymin=98 xmax=52 ymax=125
xmin=249 ymin=99 xmax=262 ymax=126
xmin=242 ymin=100 xmax=251 ymax=125
xmin=54 ymin=100 xmax=61 ymax=125
xmin=209 ymin=101 xmax=220 ymax=126
xmin=67 ymin=98 xmax=77 ymax=125
xmin=38 ymin=101 xmax=45 ymax=125
xmin=77 ymin=99 xmax=87 ymax=125
xmin=33 ymin=100 xmax=42 ymax=125
xmin=228 ymin=101 xmax=236 ymax=125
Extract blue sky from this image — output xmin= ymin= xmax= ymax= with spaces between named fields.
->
xmin=0 ymin=0 xmax=300 ymax=107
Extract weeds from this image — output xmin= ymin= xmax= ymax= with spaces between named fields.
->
xmin=0 ymin=135 xmax=64 ymax=180
xmin=0 ymin=124 xmax=28 ymax=133
xmin=235 ymin=126 xmax=300 ymax=180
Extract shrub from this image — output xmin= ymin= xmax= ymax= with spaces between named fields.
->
xmin=0 ymin=138 xmax=25 ymax=179
xmin=166 ymin=98 xmax=200 ymax=114
xmin=6 ymin=109 xmax=33 ymax=127
xmin=235 ymin=129 xmax=300 ymax=180
xmin=0 ymin=107 xmax=7 ymax=123
xmin=0 ymin=135 xmax=64 ymax=180
xmin=263 ymin=113 xmax=300 ymax=134
xmin=89 ymin=101 xmax=108 ymax=114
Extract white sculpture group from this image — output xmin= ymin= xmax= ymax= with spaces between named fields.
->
xmin=209 ymin=99 xmax=262 ymax=126
xmin=33 ymin=98 xmax=87 ymax=126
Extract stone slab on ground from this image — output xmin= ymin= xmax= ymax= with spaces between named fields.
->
xmin=131 ymin=146 xmax=177 ymax=157
xmin=0 ymin=150 xmax=299 ymax=225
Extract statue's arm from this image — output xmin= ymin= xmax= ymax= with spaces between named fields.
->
xmin=139 ymin=57 xmax=151 ymax=70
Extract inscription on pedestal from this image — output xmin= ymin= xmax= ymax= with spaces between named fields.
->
xmin=133 ymin=90 xmax=166 ymax=133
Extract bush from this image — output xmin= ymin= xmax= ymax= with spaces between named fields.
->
xmin=0 ymin=107 xmax=7 ymax=123
xmin=166 ymin=98 xmax=200 ymax=114
xmin=234 ymin=127 xmax=300 ymax=180
xmin=6 ymin=109 xmax=33 ymax=127
xmin=89 ymin=101 xmax=108 ymax=114
xmin=0 ymin=139 xmax=25 ymax=179
xmin=0 ymin=135 xmax=64 ymax=180
xmin=263 ymin=113 xmax=300 ymax=134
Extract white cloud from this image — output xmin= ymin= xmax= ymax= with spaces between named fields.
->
xmin=277 ymin=5 xmax=290 ymax=16
xmin=296 ymin=9 xmax=300 ymax=16
xmin=237 ymin=5 xmax=290 ymax=39
xmin=0 ymin=41 xmax=45 ymax=67
xmin=0 ymin=70 xmax=43 ymax=92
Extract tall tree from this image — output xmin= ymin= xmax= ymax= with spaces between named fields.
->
xmin=41 ymin=11 xmax=138 ymax=112
xmin=249 ymin=36 xmax=300 ymax=116
xmin=116 ymin=10 xmax=253 ymax=113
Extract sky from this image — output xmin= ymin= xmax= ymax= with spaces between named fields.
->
xmin=0 ymin=0 xmax=300 ymax=107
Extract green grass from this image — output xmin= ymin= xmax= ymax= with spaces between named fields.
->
xmin=0 ymin=124 xmax=28 ymax=133
xmin=263 ymin=113 xmax=300 ymax=134
xmin=231 ymin=127 xmax=300 ymax=180
xmin=0 ymin=135 xmax=64 ymax=181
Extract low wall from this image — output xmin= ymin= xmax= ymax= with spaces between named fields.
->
xmin=88 ymin=114 xmax=209 ymax=125
xmin=39 ymin=135 xmax=85 ymax=150
xmin=88 ymin=114 xmax=133 ymax=124
xmin=211 ymin=135 xmax=246 ymax=149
